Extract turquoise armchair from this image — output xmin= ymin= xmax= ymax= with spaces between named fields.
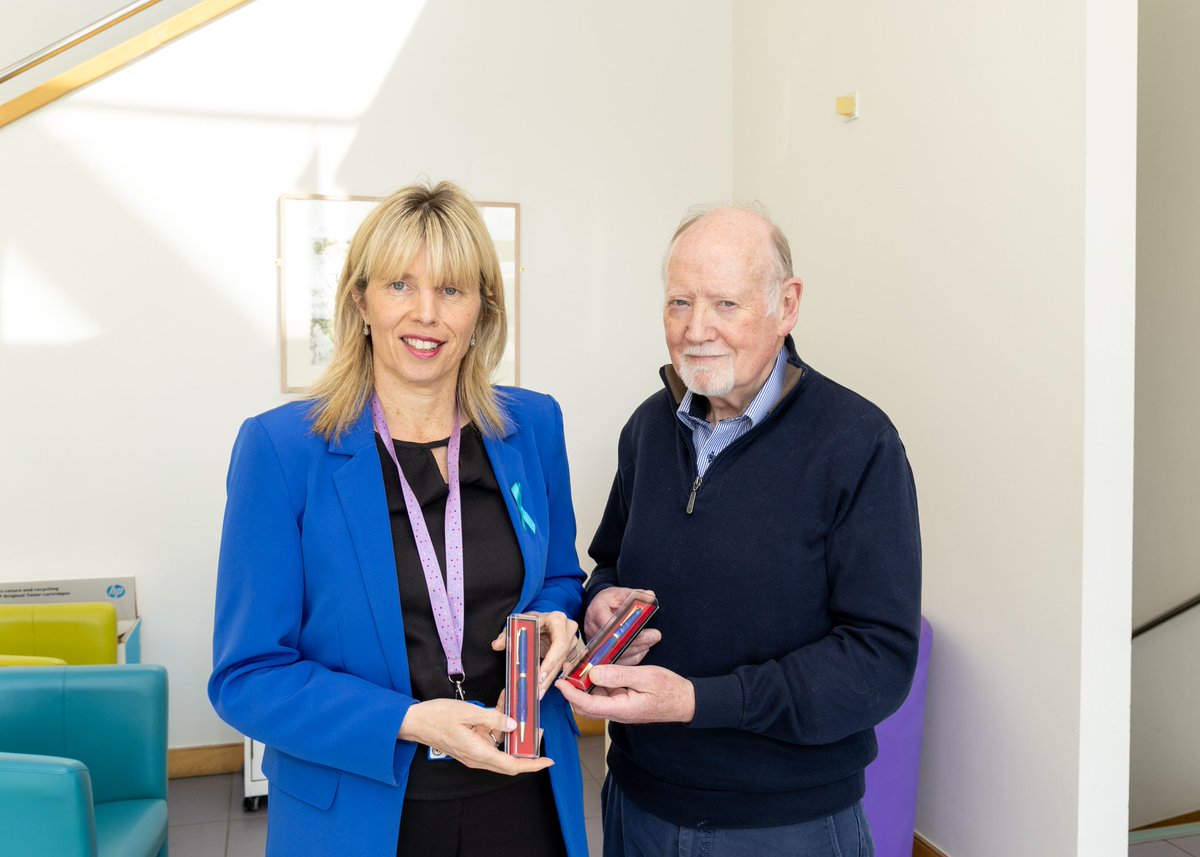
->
xmin=0 ymin=665 xmax=168 ymax=857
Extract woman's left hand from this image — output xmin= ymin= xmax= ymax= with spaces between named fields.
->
xmin=492 ymin=610 xmax=580 ymax=698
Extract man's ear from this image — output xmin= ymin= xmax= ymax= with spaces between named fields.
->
xmin=777 ymin=277 xmax=803 ymax=334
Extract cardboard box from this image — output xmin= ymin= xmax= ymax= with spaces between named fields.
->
xmin=0 ymin=576 xmax=142 ymax=663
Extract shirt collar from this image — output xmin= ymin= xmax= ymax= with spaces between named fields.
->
xmin=676 ymin=347 xmax=790 ymax=430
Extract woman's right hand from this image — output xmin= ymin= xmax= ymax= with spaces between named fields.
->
xmin=397 ymin=698 xmax=553 ymax=775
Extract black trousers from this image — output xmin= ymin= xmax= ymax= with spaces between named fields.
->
xmin=397 ymin=770 xmax=568 ymax=857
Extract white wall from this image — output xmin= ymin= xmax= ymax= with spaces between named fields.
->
xmin=731 ymin=2 xmax=1134 ymax=855
xmin=0 ymin=0 xmax=733 ymax=748
xmin=1077 ymin=0 xmax=1136 ymax=849
xmin=1133 ymin=0 xmax=1200 ymax=627
xmin=1130 ymin=0 xmax=1200 ymax=827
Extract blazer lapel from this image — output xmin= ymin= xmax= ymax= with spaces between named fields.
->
xmin=331 ymin=411 xmax=411 ymax=694
xmin=482 ymin=434 xmax=544 ymax=613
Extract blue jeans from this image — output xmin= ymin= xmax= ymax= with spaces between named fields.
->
xmin=601 ymin=776 xmax=874 ymax=857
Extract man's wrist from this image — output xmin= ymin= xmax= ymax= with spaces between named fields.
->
xmin=583 ymin=580 xmax=615 ymax=608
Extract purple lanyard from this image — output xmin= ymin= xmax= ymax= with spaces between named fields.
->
xmin=369 ymin=393 xmax=467 ymax=698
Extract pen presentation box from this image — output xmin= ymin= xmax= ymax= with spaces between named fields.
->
xmin=0 ymin=576 xmax=142 ymax=663
xmin=562 ymin=591 xmax=657 ymax=693
xmin=505 ymin=613 xmax=541 ymax=757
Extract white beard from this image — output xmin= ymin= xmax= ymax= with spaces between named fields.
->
xmin=678 ymin=354 xmax=735 ymax=398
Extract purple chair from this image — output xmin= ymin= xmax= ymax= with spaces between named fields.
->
xmin=863 ymin=616 xmax=933 ymax=857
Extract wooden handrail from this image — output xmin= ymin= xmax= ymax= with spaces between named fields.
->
xmin=0 ymin=0 xmax=165 ymax=85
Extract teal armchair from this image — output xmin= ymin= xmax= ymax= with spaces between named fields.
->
xmin=0 ymin=665 xmax=168 ymax=857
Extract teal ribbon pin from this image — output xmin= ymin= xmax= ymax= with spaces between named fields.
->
xmin=510 ymin=482 xmax=537 ymax=534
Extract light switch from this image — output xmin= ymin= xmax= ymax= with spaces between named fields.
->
xmin=835 ymin=92 xmax=858 ymax=121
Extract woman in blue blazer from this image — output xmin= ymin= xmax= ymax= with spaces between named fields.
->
xmin=210 ymin=181 xmax=588 ymax=857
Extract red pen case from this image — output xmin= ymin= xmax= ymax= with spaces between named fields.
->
xmin=504 ymin=613 xmax=540 ymax=757
xmin=561 ymin=591 xmax=658 ymax=693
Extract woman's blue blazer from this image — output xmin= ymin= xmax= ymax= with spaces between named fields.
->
xmin=209 ymin=388 xmax=588 ymax=857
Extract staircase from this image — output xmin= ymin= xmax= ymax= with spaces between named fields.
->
xmin=1129 ymin=593 xmax=1200 ymax=847
xmin=0 ymin=0 xmax=252 ymax=129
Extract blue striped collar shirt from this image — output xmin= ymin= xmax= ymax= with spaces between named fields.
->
xmin=676 ymin=347 xmax=789 ymax=477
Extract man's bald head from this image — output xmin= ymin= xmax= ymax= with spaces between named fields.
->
xmin=662 ymin=205 xmax=794 ymax=313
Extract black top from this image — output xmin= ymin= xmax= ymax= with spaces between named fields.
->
xmin=376 ymin=425 xmax=527 ymax=799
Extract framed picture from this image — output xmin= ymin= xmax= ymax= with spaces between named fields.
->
xmin=278 ymin=194 xmax=520 ymax=392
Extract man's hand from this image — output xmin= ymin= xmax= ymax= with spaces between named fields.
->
xmin=491 ymin=610 xmax=580 ymax=697
xmin=397 ymin=698 xmax=553 ymax=774
xmin=584 ymin=588 xmax=662 ymax=666
xmin=555 ymin=664 xmax=695 ymax=724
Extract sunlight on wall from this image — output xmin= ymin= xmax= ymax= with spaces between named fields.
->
xmin=35 ymin=103 xmax=322 ymax=341
xmin=68 ymin=0 xmax=427 ymax=121
xmin=0 ymin=245 xmax=104 ymax=344
xmin=13 ymin=0 xmax=429 ymax=344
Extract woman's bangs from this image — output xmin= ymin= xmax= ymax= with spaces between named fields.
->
xmin=361 ymin=213 xmax=424 ymax=286
xmin=422 ymin=215 xmax=483 ymax=294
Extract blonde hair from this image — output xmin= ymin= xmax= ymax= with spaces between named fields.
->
xmin=307 ymin=180 xmax=509 ymax=440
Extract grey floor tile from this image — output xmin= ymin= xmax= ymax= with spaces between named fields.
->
xmin=167 ymin=742 xmax=605 ymax=856
xmin=227 ymin=772 xmax=248 ymax=815
xmin=236 ymin=802 xmax=269 ymax=824
xmin=578 ymin=735 xmax=606 ymax=782
xmin=168 ymin=772 xmax=231 ymax=794
xmin=168 ymin=820 xmax=228 ymax=857
xmin=583 ymin=775 xmax=602 ymax=819
xmin=1130 ymin=841 xmax=1188 ymax=856
xmin=586 ymin=815 xmax=603 ymax=857
xmin=227 ymin=816 xmax=269 ymax=856
xmin=1170 ymin=835 xmax=1200 ymax=857
xmin=169 ymin=775 xmax=233 ymax=826
xmin=231 ymin=779 xmax=270 ymax=818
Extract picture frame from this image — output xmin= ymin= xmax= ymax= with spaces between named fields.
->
xmin=277 ymin=194 xmax=520 ymax=392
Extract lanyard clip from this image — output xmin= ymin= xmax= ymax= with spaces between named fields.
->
xmin=449 ymin=672 xmax=466 ymax=701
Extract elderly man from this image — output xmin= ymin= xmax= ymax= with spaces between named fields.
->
xmin=557 ymin=206 xmax=921 ymax=856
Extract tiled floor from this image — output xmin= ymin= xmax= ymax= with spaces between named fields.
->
xmin=167 ymin=736 xmax=606 ymax=857
xmin=1130 ymin=833 xmax=1200 ymax=856
xmin=168 ymin=751 xmax=1200 ymax=857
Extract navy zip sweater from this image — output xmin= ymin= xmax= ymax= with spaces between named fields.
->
xmin=586 ymin=340 xmax=922 ymax=828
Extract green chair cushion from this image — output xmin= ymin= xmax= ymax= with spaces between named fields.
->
xmin=0 ymin=603 xmax=118 ymax=665
xmin=0 ymin=654 xmax=68 ymax=666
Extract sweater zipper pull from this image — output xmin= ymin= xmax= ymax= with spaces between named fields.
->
xmin=686 ymin=476 xmax=702 ymax=515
